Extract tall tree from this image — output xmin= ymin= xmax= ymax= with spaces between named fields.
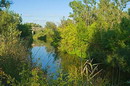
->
xmin=0 ymin=0 xmax=11 ymax=8
xmin=58 ymin=0 xmax=130 ymax=72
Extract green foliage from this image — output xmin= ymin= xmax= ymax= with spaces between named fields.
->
xmin=33 ymin=21 xmax=60 ymax=49
xmin=0 ymin=69 xmax=16 ymax=86
xmin=0 ymin=0 xmax=11 ymax=8
xmin=18 ymin=67 xmax=48 ymax=86
xmin=0 ymin=0 xmax=130 ymax=85
xmin=128 ymin=8 xmax=130 ymax=15
xmin=26 ymin=23 xmax=42 ymax=28
xmin=54 ymin=0 xmax=130 ymax=72
xmin=0 ymin=19 xmax=39 ymax=85
xmin=48 ymin=59 xmax=109 ymax=86
xmin=58 ymin=19 xmax=97 ymax=58
xmin=18 ymin=24 xmax=32 ymax=38
xmin=0 ymin=9 xmax=33 ymax=85
xmin=45 ymin=22 xmax=57 ymax=30
xmin=18 ymin=23 xmax=33 ymax=47
xmin=0 ymin=11 xmax=21 ymax=36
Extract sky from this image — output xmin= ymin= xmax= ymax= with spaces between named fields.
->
xmin=10 ymin=0 xmax=74 ymax=27
xmin=10 ymin=0 xmax=130 ymax=27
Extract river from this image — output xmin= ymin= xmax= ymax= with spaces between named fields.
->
xmin=31 ymin=43 xmax=130 ymax=85
xmin=31 ymin=37 xmax=82 ymax=79
xmin=31 ymin=46 xmax=61 ymax=79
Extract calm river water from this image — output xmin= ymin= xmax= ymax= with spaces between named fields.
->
xmin=31 ymin=44 xmax=130 ymax=85
xmin=31 ymin=46 xmax=61 ymax=78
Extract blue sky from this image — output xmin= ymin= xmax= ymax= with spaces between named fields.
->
xmin=10 ymin=0 xmax=130 ymax=27
xmin=10 ymin=0 xmax=73 ymax=26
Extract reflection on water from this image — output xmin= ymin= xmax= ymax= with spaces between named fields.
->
xmin=31 ymin=41 xmax=130 ymax=85
xmin=31 ymin=46 xmax=61 ymax=78
xmin=31 ymin=43 xmax=81 ymax=79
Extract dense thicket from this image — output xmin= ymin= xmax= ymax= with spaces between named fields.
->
xmin=53 ymin=0 xmax=130 ymax=73
xmin=33 ymin=0 xmax=130 ymax=73
xmin=0 ymin=2 xmax=35 ymax=85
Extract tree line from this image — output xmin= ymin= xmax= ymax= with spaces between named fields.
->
xmin=0 ymin=0 xmax=130 ymax=85
xmin=36 ymin=0 xmax=130 ymax=73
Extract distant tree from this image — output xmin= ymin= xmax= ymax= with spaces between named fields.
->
xmin=45 ymin=22 xmax=57 ymax=30
xmin=26 ymin=23 xmax=42 ymax=28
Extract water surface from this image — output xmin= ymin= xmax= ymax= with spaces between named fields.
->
xmin=31 ymin=46 xmax=61 ymax=78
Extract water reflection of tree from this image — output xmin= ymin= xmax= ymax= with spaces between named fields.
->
xmin=58 ymin=52 xmax=82 ymax=73
xmin=33 ymin=39 xmax=54 ymax=53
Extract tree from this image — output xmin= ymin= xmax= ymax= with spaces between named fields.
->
xmin=57 ymin=0 xmax=130 ymax=72
xmin=45 ymin=22 xmax=57 ymax=30
xmin=18 ymin=23 xmax=33 ymax=47
xmin=0 ymin=0 xmax=11 ymax=9
xmin=0 ymin=10 xmax=31 ymax=81
xmin=128 ymin=8 xmax=130 ymax=15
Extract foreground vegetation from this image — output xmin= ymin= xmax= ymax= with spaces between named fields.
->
xmin=0 ymin=0 xmax=130 ymax=86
